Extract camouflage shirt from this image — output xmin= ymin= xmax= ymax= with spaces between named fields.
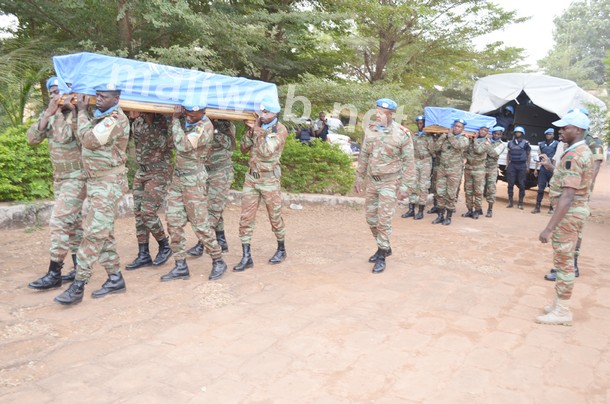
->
xmin=464 ymin=137 xmax=491 ymax=170
xmin=131 ymin=115 xmax=172 ymax=166
xmin=549 ymin=140 xmax=593 ymax=208
xmin=485 ymin=140 xmax=506 ymax=169
xmin=27 ymin=110 xmax=84 ymax=180
xmin=171 ymin=117 xmax=214 ymax=173
xmin=204 ymin=120 xmax=236 ymax=170
xmin=585 ymin=133 xmax=604 ymax=162
xmin=434 ymin=133 xmax=469 ymax=168
xmin=412 ymin=131 xmax=434 ymax=161
xmin=241 ymin=119 xmax=288 ymax=173
xmin=357 ymin=121 xmax=416 ymax=192
xmin=77 ymin=106 xmax=130 ymax=176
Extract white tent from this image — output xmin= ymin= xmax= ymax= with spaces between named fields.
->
xmin=470 ymin=73 xmax=606 ymax=117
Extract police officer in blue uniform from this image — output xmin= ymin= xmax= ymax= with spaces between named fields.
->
xmin=505 ymin=126 xmax=531 ymax=209
xmin=532 ymin=128 xmax=559 ymax=214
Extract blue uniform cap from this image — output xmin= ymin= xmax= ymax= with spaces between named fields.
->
xmin=94 ymin=83 xmax=121 ymax=92
xmin=46 ymin=77 xmax=60 ymax=90
xmin=260 ymin=97 xmax=281 ymax=113
xmin=552 ymin=110 xmax=590 ymax=130
xmin=503 ymin=105 xmax=514 ymax=114
xmin=567 ymin=107 xmax=589 ymax=116
xmin=544 ymin=128 xmax=555 ymax=135
xmin=182 ymin=100 xmax=207 ymax=112
xmin=453 ymin=118 xmax=467 ymax=126
xmin=376 ymin=98 xmax=397 ymax=111
xmin=491 ymin=126 xmax=505 ymax=132
xmin=513 ymin=126 xmax=526 ymax=134
xmin=414 ymin=115 xmax=425 ymax=122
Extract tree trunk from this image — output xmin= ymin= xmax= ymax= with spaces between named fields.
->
xmin=117 ymin=0 xmax=134 ymax=56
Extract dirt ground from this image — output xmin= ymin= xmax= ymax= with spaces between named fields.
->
xmin=1 ymin=165 xmax=609 ymax=403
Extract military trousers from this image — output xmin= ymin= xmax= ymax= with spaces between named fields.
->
xmin=238 ymin=173 xmax=285 ymax=244
xmin=409 ymin=157 xmax=432 ymax=206
xmin=436 ymin=163 xmax=464 ymax=212
xmin=133 ymin=167 xmax=171 ymax=244
xmin=49 ymin=175 xmax=86 ymax=263
xmin=75 ymin=174 xmax=127 ymax=282
xmin=483 ymin=166 xmax=499 ymax=204
xmin=463 ymin=167 xmax=486 ymax=211
xmin=166 ymin=172 xmax=221 ymax=261
xmin=365 ymin=174 xmax=399 ymax=250
xmin=536 ymin=167 xmax=553 ymax=205
xmin=207 ymin=164 xmax=234 ymax=232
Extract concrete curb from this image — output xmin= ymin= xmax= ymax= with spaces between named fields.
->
xmin=0 ymin=191 xmax=363 ymax=230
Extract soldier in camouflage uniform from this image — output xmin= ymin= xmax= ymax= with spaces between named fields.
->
xmin=55 ymin=84 xmax=130 ymax=305
xmin=27 ymin=77 xmax=85 ymax=290
xmin=483 ymin=126 xmax=506 ymax=218
xmin=402 ymin=115 xmax=433 ymax=220
xmin=354 ymin=98 xmax=415 ymax=274
xmin=432 ymin=119 xmax=469 ymax=226
xmin=160 ymin=102 xmax=228 ymax=282
xmin=187 ymin=119 xmax=236 ymax=257
xmin=233 ymin=98 xmax=288 ymax=272
xmin=536 ymin=110 xmax=593 ymax=326
xmin=462 ymin=126 xmax=491 ymax=220
xmin=125 ymin=113 xmax=173 ymax=270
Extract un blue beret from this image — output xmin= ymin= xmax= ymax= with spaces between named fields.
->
xmin=453 ymin=118 xmax=467 ymax=126
xmin=491 ymin=126 xmax=505 ymax=132
xmin=182 ymin=100 xmax=207 ymax=112
xmin=46 ymin=77 xmax=60 ymax=90
xmin=415 ymin=115 xmax=425 ymax=122
xmin=376 ymin=98 xmax=397 ymax=111
xmin=544 ymin=128 xmax=554 ymax=135
xmin=94 ymin=83 xmax=121 ymax=92
xmin=260 ymin=97 xmax=281 ymax=113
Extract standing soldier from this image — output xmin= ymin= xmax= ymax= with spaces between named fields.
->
xmin=27 ymin=77 xmax=85 ymax=290
xmin=483 ymin=126 xmax=506 ymax=217
xmin=402 ymin=115 xmax=433 ymax=220
xmin=354 ymin=98 xmax=415 ymax=274
xmin=233 ymin=98 xmax=288 ymax=272
xmin=54 ymin=84 xmax=130 ymax=305
xmin=160 ymin=102 xmax=228 ymax=282
xmin=536 ymin=110 xmax=593 ymax=326
xmin=432 ymin=119 xmax=469 ymax=225
xmin=187 ymin=119 xmax=236 ymax=257
xmin=125 ymin=113 xmax=173 ymax=270
xmin=532 ymin=128 xmax=559 ymax=214
xmin=506 ymin=126 xmax=531 ymax=209
xmin=462 ymin=126 xmax=491 ymax=219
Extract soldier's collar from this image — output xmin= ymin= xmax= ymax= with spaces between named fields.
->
xmin=262 ymin=118 xmax=278 ymax=130
xmin=94 ymin=104 xmax=119 ymax=118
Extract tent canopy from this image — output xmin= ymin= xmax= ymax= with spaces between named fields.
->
xmin=469 ymin=73 xmax=606 ymax=117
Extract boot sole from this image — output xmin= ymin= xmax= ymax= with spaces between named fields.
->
xmin=186 ymin=252 xmax=203 ymax=257
xmin=125 ymin=262 xmax=153 ymax=270
xmin=28 ymin=284 xmax=62 ymax=290
xmin=160 ymin=275 xmax=190 ymax=282
xmin=233 ymin=263 xmax=253 ymax=272
xmin=91 ymin=288 xmax=127 ymax=299
xmin=54 ymin=297 xmax=83 ymax=305
xmin=535 ymin=319 xmax=572 ymax=326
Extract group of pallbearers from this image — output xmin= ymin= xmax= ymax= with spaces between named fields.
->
xmin=356 ymin=98 xmax=601 ymax=326
xmin=27 ymin=77 xmax=288 ymax=305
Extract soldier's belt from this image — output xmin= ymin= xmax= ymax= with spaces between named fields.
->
xmin=53 ymin=161 xmax=83 ymax=173
xmin=205 ymin=160 xmax=232 ymax=172
xmin=248 ymin=169 xmax=276 ymax=179
xmin=139 ymin=161 xmax=169 ymax=172
xmin=174 ymin=168 xmax=201 ymax=177
xmin=369 ymin=172 xmax=400 ymax=182
xmin=87 ymin=165 xmax=127 ymax=179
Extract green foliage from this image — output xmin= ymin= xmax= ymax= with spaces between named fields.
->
xmin=0 ymin=124 xmax=53 ymax=201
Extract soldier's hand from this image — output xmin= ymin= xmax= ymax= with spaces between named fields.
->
xmin=172 ymin=105 xmax=184 ymax=119
xmin=354 ymin=178 xmax=364 ymax=194
xmin=539 ymin=228 xmax=551 ymax=243
xmin=244 ymin=119 xmax=256 ymax=129
xmin=61 ymin=95 xmax=76 ymax=112
xmin=76 ymin=94 xmax=89 ymax=111
xmin=44 ymin=94 xmax=61 ymax=116
xmin=397 ymin=189 xmax=408 ymax=200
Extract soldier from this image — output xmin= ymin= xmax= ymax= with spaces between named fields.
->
xmin=536 ymin=110 xmax=593 ymax=326
xmin=54 ymin=83 xmax=130 ymax=305
xmin=431 ymin=119 xmax=469 ymax=225
xmin=160 ymin=102 xmax=228 ymax=282
xmin=354 ymin=98 xmax=415 ymax=274
xmin=233 ymin=98 xmax=288 ymax=272
xmin=125 ymin=113 xmax=173 ymax=270
xmin=532 ymin=128 xmax=559 ymax=214
xmin=27 ymin=77 xmax=85 ymax=290
xmin=402 ymin=115 xmax=433 ymax=220
xmin=462 ymin=126 xmax=491 ymax=219
xmin=506 ymin=126 xmax=531 ymax=209
xmin=483 ymin=126 xmax=506 ymax=217
xmin=187 ymin=119 xmax=236 ymax=257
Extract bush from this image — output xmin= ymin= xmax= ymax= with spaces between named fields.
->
xmin=0 ymin=124 xmax=54 ymax=201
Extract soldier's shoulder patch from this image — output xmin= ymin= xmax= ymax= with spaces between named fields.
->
xmin=93 ymin=116 xmax=117 ymax=146
xmin=565 ymin=151 xmax=575 ymax=159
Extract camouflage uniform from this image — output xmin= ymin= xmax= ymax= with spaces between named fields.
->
xmin=484 ymin=140 xmax=505 ymax=204
xmin=166 ymin=118 xmax=222 ymax=260
xmin=548 ymin=141 xmax=593 ymax=300
xmin=27 ymin=110 xmax=86 ymax=263
xmin=357 ymin=122 xmax=415 ymax=250
xmin=434 ymin=133 xmax=469 ymax=212
xmin=131 ymin=115 xmax=172 ymax=244
xmin=408 ymin=131 xmax=434 ymax=206
xmin=75 ymin=106 xmax=130 ymax=282
xmin=238 ymin=120 xmax=288 ymax=244
xmin=463 ymin=137 xmax=490 ymax=212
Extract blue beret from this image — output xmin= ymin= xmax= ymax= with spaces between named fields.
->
xmin=544 ymin=128 xmax=554 ymax=135
xmin=46 ymin=77 xmax=60 ymax=90
xmin=504 ymin=105 xmax=514 ymax=114
xmin=376 ymin=98 xmax=397 ymax=111
xmin=182 ymin=100 xmax=207 ymax=112
xmin=491 ymin=126 xmax=505 ymax=132
xmin=260 ymin=97 xmax=281 ymax=113
xmin=513 ymin=126 xmax=526 ymax=134
xmin=415 ymin=115 xmax=425 ymax=122
xmin=453 ymin=118 xmax=467 ymax=126
xmin=94 ymin=83 xmax=121 ymax=92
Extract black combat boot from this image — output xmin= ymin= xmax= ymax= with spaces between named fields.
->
xmin=432 ymin=208 xmax=445 ymax=224
xmin=216 ymin=230 xmax=229 ymax=253
xmin=54 ymin=280 xmax=85 ymax=305
xmin=28 ymin=260 xmax=63 ymax=290
xmin=414 ymin=205 xmax=425 ymax=220
xmin=442 ymin=210 xmax=453 ymax=226
xmin=209 ymin=258 xmax=228 ymax=280
xmin=544 ymin=268 xmax=557 ymax=281
xmin=532 ymin=203 xmax=541 ymax=214
xmin=152 ymin=237 xmax=172 ymax=266
xmin=160 ymin=259 xmax=190 ymax=281
xmin=125 ymin=243 xmax=153 ymax=270
xmin=187 ymin=241 xmax=204 ymax=257
xmin=427 ymin=199 xmax=439 ymax=214
xmin=518 ymin=198 xmax=524 ymax=210
xmin=92 ymin=272 xmax=126 ymax=298
xmin=472 ymin=209 xmax=480 ymax=220
xmin=233 ymin=244 xmax=253 ymax=272
xmin=269 ymin=240 xmax=287 ymax=265
xmin=461 ymin=209 xmax=473 ymax=218
xmin=486 ymin=203 xmax=493 ymax=218
xmin=62 ymin=254 xmax=77 ymax=282
xmin=372 ymin=249 xmax=388 ymax=274
xmin=548 ymin=206 xmax=554 ymax=214
xmin=368 ymin=247 xmax=393 ymax=263
xmin=507 ymin=198 xmax=513 ymax=208
xmin=401 ymin=204 xmax=415 ymax=218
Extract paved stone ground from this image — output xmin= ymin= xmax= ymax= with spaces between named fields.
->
xmin=0 ymin=167 xmax=609 ymax=403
